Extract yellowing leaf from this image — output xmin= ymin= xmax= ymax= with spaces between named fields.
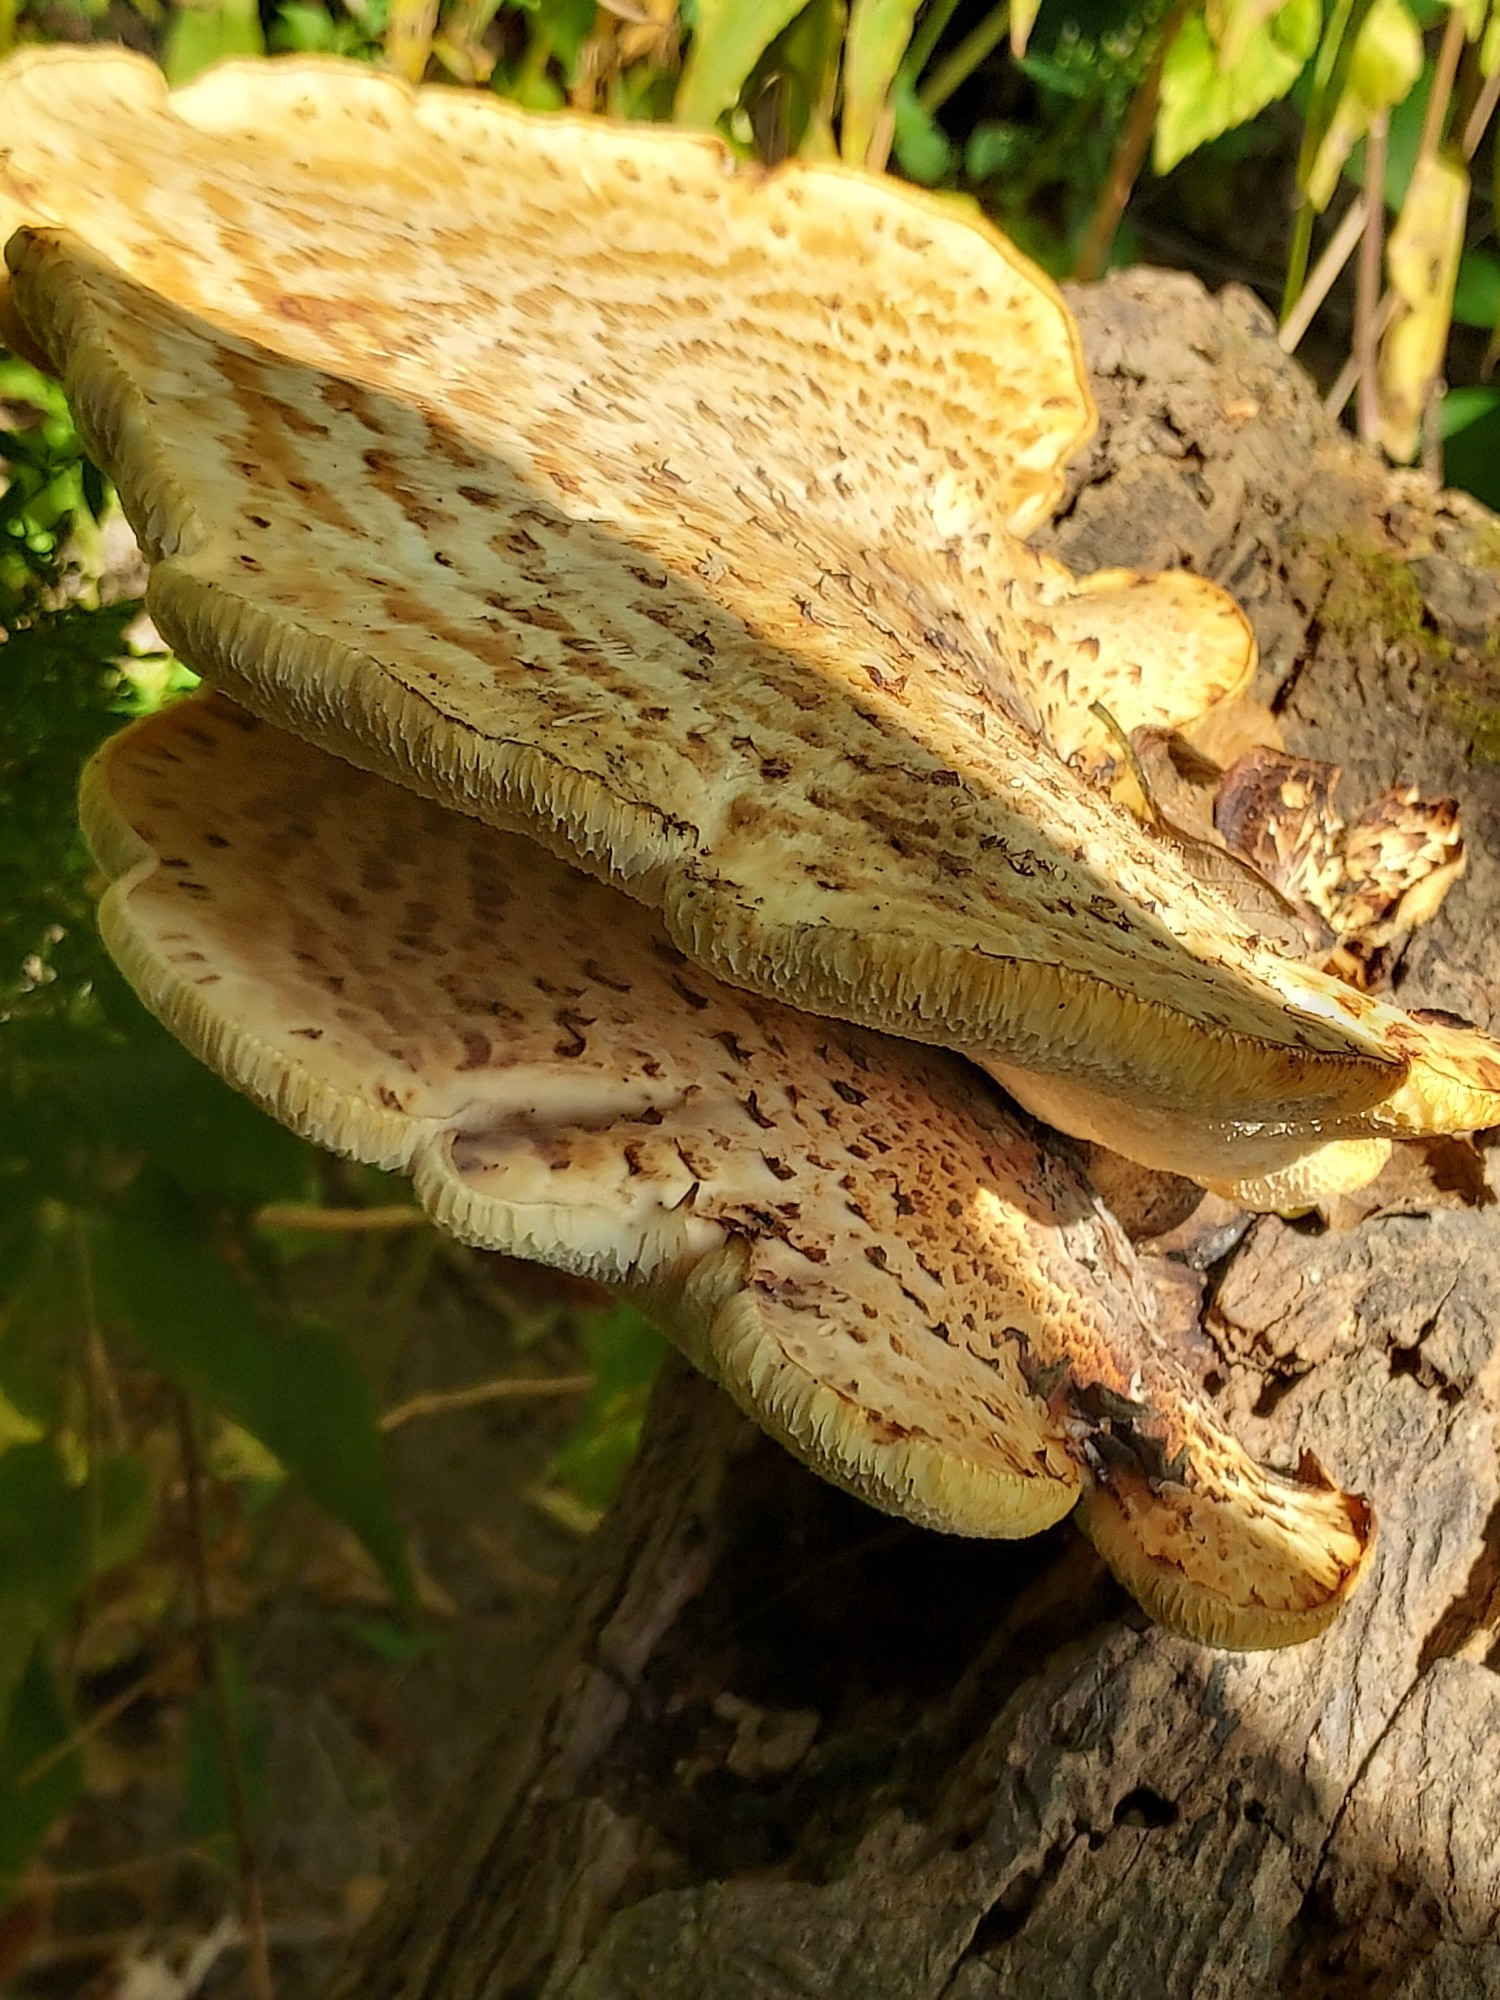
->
xmin=385 ymin=0 xmax=441 ymax=85
xmin=1207 ymin=0 xmax=1291 ymax=72
xmin=1012 ymin=0 xmax=1045 ymax=59
xmin=0 ymin=1387 xmax=42 ymax=1452
xmin=675 ymin=0 xmax=809 ymax=128
xmin=842 ymin=0 xmax=921 ymax=166
xmin=1306 ymin=0 xmax=1423 ymax=210
xmin=1156 ymin=0 xmax=1321 ymax=174
xmin=1379 ymin=151 xmax=1469 ymax=461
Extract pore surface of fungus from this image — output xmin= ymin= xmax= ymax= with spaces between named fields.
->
xmin=9 ymin=50 xmax=1500 ymax=1200
xmin=82 ymin=692 xmax=1373 ymax=1646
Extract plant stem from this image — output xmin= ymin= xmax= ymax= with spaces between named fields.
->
xmin=19 ymin=1645 xmax=197 ymax=1790
xmin=1073 ymin=0 xmax=1187 ymax=282
xmin=1355 ymin=114 xmax=1387 ymax=445
xmin=1417 ymin=4 xmax=1467 ymax=164
xmin=1283 ymin=0 xmax=1367 ymax=321
xmin=381 ymin=1373 xmax=594 ymax=1432
xmin=177 ymin=1393 xmax=276 ymax=2000
xmin=918 ymin=1 xmax=1009 ymax=114
xmin=1279 ymin=194 xmax=1367 ymax=353
xmin=906 ymin=0 xmax=965 ymax=83
xmin=1462 ymin=64 xmax=1500 ymax=160
xmin=1325 ymin=289 xmax=1398 ymax=416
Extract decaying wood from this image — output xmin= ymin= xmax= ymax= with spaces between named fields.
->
xmin=330 ymin=269 xmax=1500 ymax=2000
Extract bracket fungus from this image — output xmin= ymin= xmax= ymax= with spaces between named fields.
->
xmin=80 ymin=692 xmax=1372 ymax=1647
xmin=7 ymin=48 xmax=1500 ymax=1209
xmin=8 ymin=47 xmax=1499 ymax=1647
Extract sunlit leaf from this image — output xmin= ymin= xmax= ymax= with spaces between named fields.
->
xmin=162 ymin=0 xmax=266 ymax=87
xmin=1379 ymin=150 xmax=1468 ymax=461
xmin=842 ymin=0 xmax=921 ymax=165
xmin=96 ymin=1178 xmax=416 ymax=1611
xmin=384 ymin=0 xmax=439 ymax=83
xmin=549 ymin=1304 xmax=667 ymax=1512
xmin=1305 ymin=0 xmax=1422 ymax=209
xmin=1208 ymin=0 xmax=1293 ymax=71
xmin=0 ymin=1387 xmax=42 ymax=1453
xmin=890 ymin=71 xmax=955 ymax=182
xmin=675 ymin=0 xmax=808 ymax=127
xmin=1156 ymin=0 xmax=1321 ymax=173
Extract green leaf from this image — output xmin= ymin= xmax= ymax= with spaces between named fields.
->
xmin=842 ymin=0 xmax=922 ymax=166
xmin=0 ymin=1650 xmax=83 ymax=1898
xmin=179 ymin=1641 xmax=270 ymax=1848
xmin=1441 ymin=386 xmax=1500 ymax=509
xmin=89 ymin=1451 xmax=156 ymax=1578
xmin=1453 ymin=248 xmax=1500 ymax=327
xmin=549 ymin=1305 xmax=667 ymax=1512
xmin=271 ymin=3 xmax=340 ymax=52
xmin=96 ymin=1179 xmax=416 ymax=1611
xmin=965 ymin=119 xmax=1028 ymax=181
xmin=890 ymin=72 xmax=956 ymax=183
xmin=1156 ymin=0 xmax=1322 ymax=173
xmin=0 ymin=1208 xmax=77 ymax=1440
xmin=675 ymin=0 xmax=809 ymax=127
xmin=1357 ymin=55 xmax=1433 ymax=208
xmin=162 ymin=0 xmax=267 ymax=87
xmin=0 ymin=1445 xmax=90 ymax=1728
xmin=339 ymin=1613 xmax=445 ymax=1665
xmin=1207 ymin=0 xmax=1293 ymax=70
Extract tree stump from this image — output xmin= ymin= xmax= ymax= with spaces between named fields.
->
xmin=329 ymin=268 xmax=1500 ymax=2000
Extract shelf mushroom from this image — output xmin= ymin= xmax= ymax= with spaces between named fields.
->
xmin=82 ymin=691 xmax=1373 ymax=1647
xmin=8 ymin=50 xmax=1497 ymax=1209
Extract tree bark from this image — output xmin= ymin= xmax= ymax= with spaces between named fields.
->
xmin=330 ymin=268 xmax=1500 ymax=2000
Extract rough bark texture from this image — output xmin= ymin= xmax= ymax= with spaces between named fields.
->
xmin=330 ymin=268 xmax=1500 ymax=2000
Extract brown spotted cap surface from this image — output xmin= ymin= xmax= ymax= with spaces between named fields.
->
xmin=82 ymin=692 xmax=1372 ymax=1645
xmin=4 ymin=48 xmax=1499 ymax=1199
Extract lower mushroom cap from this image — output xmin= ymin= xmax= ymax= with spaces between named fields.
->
xmin=1077 ymin=1472 xmax=1373 ymax=1650
xmin=82 ymin=692 xmax=1374 ymax=1644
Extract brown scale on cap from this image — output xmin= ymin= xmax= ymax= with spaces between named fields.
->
xmin=14 ymin=50 xmax=1500 ymax=1206
xmin=83 ymin=692 xmax=1372 ymax=1646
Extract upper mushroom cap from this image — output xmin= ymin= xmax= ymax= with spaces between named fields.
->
xmin=5 ymin=48 xmax=1499 ymax=1192
xmin=82 ymin=690 xmax=1372 ymax=1645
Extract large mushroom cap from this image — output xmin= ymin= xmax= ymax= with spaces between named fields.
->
xmin=5 ymin=48 xmax=1498 ymax=1197
xmin=83 ymin=692 xmax=1371 ymax=1645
